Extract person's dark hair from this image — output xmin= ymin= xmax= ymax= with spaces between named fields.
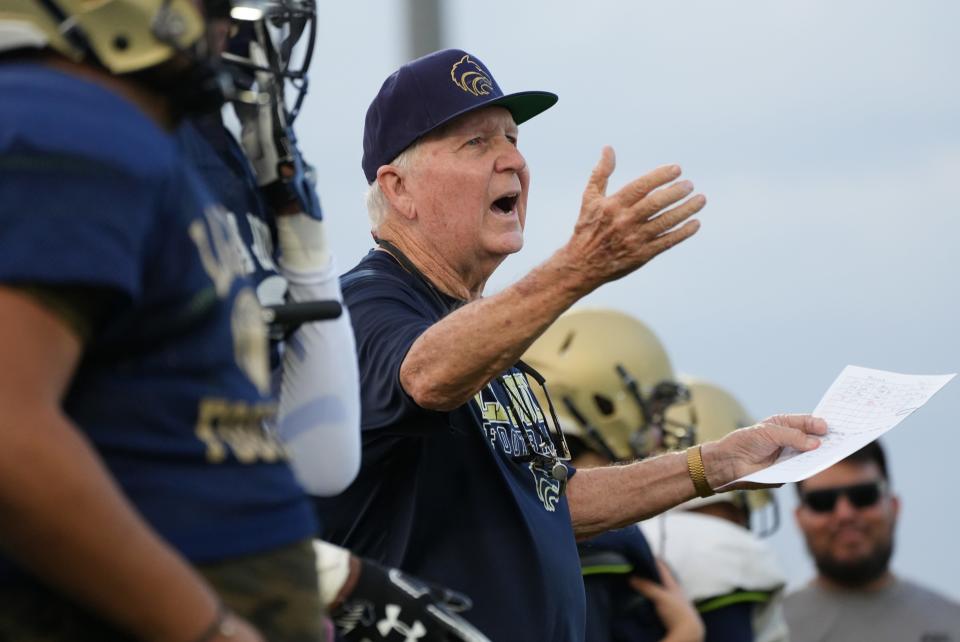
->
xmin=796 ymin=439 xmax=888 ymax=494
xmin=564 ymin=434 xmax=595 ymax=462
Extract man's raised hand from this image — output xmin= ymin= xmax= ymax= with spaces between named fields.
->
xmin=565 ymin=147 xmax=705 ymax=288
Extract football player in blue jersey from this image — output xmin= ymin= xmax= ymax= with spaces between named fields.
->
xmin=176 ymin=6 xmax=490 ymax=641
xmin=0 ymin=0 xmax=328 ymax=640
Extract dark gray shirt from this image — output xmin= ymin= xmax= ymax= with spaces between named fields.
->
xmin=784 ymin=577 xmax=960 ymax=642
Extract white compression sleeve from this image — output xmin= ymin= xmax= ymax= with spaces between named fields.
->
xmin=274 ymin=213 xmax=361 ymax=496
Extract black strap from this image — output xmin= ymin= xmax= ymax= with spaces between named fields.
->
xmin=374 ymin=239 xmax=462 ymax=314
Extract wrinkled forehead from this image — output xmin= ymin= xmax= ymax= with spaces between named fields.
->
xmin=800 ymin=460 xmax=885 ymax=493
xmin=425 ymin=105 xmax=518 ymax=141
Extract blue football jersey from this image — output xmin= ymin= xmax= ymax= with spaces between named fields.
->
xmin=0 ymin=63 xmax=316 ymax=575
xmin=175 ymin=115 xmax=286 ymax=307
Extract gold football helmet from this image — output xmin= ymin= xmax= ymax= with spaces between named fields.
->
xmin=0 ymin=0 xmax=207 ymax=74
xmin=523 ymin=308 xmax=689 ymax=462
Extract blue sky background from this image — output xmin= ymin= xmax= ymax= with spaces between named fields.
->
xmin=297 ymin=0 xmax=960 ymax=599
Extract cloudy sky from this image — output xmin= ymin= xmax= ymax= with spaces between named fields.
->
xmin=296 ymin=0 xmax=960 ymax=599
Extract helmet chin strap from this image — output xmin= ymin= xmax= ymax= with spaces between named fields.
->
xmin=33 ymin=0 xmax=96 ymax=59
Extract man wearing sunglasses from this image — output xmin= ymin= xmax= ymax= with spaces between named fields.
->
xmin=785 ymin=440 xmax=960 ymax=641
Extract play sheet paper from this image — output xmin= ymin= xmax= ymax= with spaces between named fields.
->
xmin=733 ymin=366 xmax=955 ymax=485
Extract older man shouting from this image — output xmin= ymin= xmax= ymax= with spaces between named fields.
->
xmin=314 ymin=49 xmax=825 ymax=642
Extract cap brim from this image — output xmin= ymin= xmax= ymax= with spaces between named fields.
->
xmin=427 ymin=90 xmax=558 ymax=137
xmin=487 ymin=90 xmax=559 ymax=125
xmin=369 ymin=90 xmax=559 ymax=183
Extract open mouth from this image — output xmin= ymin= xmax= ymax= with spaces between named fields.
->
xmin=491 ymin=193 xmax=519 ymax=215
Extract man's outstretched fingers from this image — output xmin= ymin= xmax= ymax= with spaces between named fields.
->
xmin=585 ymin=146 xmax=616 ymax=198
xmin=640 ymin=219 xmax=701 ymax=260
xmin=613 ymin=164 xmax=682 ymax=208
xmin=648 ymin=194 xmax=707 ymax=237
xmin=628 ymin=180 xmax=695 ymax=222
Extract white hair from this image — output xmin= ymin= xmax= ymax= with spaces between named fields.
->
xmin=365 ymin=143 xmax=421 ymax=231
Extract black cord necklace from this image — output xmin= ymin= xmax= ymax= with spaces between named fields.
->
xmin=376 ymin=238 xmax=462 ymax=314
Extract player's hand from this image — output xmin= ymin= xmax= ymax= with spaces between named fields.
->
xmin=702 ymin=414 xmax=827 ymax=490
xmin=630 ymin=560 xmax=704 ymax=642
xmin=332 ymin=558 xmax=490 ymax=641
xmin=563 ymin=148 xmax=705 ymax=289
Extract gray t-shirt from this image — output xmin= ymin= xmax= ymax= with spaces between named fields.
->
xmin=784 ymin=577 xmax=960 ymax=642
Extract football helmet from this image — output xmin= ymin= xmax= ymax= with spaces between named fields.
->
xmin=0 ymin=0 xmax=244 ymax=113
xmin=226 ymin=0 xmax=318 ymax=215
xmin=667 ymin=376 xmax=779 ymax=535
xmin=522 ymin=308 xmax=690 ymax=462
xmin=0 ymin=0 xmax=206 ymax=73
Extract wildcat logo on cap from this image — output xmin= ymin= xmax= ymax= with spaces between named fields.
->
xmin=450 ymin=54 xmax=493 ymax=96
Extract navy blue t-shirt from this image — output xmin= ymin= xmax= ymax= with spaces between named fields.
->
xmin=315 ymin=250 xmax=585 ymax=641
xmin=0 ymin=64 xmax=316 ymax=576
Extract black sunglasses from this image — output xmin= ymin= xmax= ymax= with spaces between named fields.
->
xmin=801 ymin=481 xmax=887 ymax=513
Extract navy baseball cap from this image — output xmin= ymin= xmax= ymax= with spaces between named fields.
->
xmin=361 ymin=48 xmax=558 ymax=183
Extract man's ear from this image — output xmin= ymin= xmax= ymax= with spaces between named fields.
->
xmin=377 ymin=165 xmax=417 ymax=221
xmin=793 ymin=487 xmax=807 ymax=525
xmin=889 ymin=492 xmax=901 ymax=521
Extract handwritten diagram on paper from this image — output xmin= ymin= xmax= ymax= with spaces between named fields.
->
xmin=735 ymin=366 xmax=955 ymax=485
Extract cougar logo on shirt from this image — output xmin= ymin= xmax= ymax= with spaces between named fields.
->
xmin=450 ymin=55 xmax=493 ymax=96
xmin=531 ymin=464 xmax=562 ymax=512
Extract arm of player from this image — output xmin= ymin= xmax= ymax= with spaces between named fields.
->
xmin=273 ymin=213 xmax=361 ymax=496
xmin=566 ymin=415 xmax=826 ymax=539
xmin=233 ymin=47 xmax=361 ymax=494
xmin=0 ymin=287 xmax=262 ymax=642
xmin=396 ymin=149 xmax=705 ymax=411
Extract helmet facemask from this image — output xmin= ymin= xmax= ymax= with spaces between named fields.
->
xmin=223 ymin=0 xmax=316 ymax=124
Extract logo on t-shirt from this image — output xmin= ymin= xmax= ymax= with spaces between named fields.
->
xmin=475 ymin=372 xmax=562 ymax=511
xmin=530 ymin=463 xmax=562 ymax=512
